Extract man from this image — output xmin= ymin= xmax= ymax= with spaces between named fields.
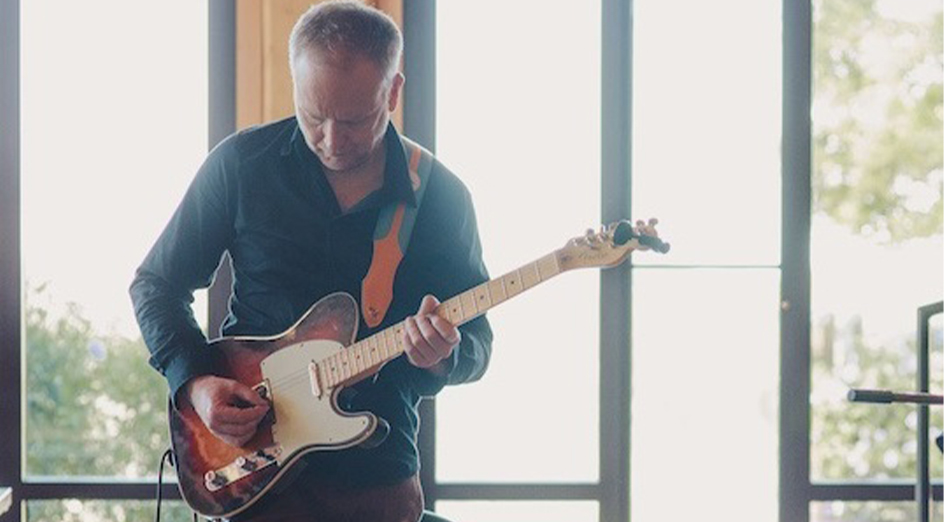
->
xmin=130 ymin=2 xmax=491 ymax=520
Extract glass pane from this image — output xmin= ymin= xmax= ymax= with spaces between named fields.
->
xmin=810 ymin=501 xmax=943 ymax=522
xmin=810 ymin=0 xmax=943 ymax=481
xmin=435 ymin=1 xmax=601 ymax=482
xmin=435 ymin=501 xmax=598 ymax=522
xmin=27 ymin=499 xmax=192 ymax=522
xmin=632 ymin=269 xmax=779 ymax=522
xmin=21 ymin=1 xmax=208 ymax=478
xmin=632 ymin=0 xmax=782 ymax=266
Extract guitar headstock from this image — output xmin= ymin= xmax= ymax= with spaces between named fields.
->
xmin=556 ymin=219 xmax=670 ymax=272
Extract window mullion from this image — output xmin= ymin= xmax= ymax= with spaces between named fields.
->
xmin=780 ymin=0 xmax=812 ymax=521
xmin=0 ymin=1 xmax=23 ymax=521
xmin=600 ymin=0 xmax=632 ymax=521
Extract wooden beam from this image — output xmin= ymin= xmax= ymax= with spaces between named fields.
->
xmin=236 ymin=0 xmax=263 ymax=129
xmin=236 ymin=0 xmax=405 ymax=128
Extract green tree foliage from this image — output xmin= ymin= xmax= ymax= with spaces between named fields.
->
xmin=27 ymin=500 xmax=193 ymax=522
xmin=812 ymin=315 xmax=943 ymax=481
xmin=813 ymin=0 xmax=943 ymax=243
xmin=24 ymin=286 xmax=194 ymax=521
xmin=25 ymin=285 xmax=171 ymax=477
xmin=810 ymin=1 xmax=943 ymax=519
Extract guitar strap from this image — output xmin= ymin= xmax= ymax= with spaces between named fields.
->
xmin=361 ymin=136 xmax=433 ymax=328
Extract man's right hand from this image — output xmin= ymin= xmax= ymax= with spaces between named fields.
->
xmin=184 ymin=375 xmax=270 ymax=447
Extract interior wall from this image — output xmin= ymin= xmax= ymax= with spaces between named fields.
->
xmin=236 ymin=0 xmax=404 ymax=130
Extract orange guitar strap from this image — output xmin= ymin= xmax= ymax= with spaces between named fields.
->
xmin=361 ymin=137 xmax=433 ymax=328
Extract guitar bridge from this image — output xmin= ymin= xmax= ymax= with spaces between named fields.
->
xmin=252 ymin=380 xmax=271 ymax=401
xmin=204 ymin=445 xmax=282 ymax=492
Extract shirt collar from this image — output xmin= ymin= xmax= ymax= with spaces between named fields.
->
xmin=284 ymin=119 xmax=417 ymax=209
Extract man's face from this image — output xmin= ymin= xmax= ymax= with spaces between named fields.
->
xmin=292 ymin=50 xmax=402 ymax=174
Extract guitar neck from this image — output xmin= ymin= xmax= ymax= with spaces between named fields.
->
xmin=318 ymin=252 xmax=563 ymax=389
xmin=435 ymin=251 xmax=563 ymax=327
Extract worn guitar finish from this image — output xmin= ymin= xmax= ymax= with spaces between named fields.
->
xmin=169 ymin=220 xmax=670 ymax=519
xmin=170 ymin=293 xmax=365 ymax=519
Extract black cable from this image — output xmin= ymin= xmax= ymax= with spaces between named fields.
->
xmin=155 ymin=448 xmax=174 ymax=522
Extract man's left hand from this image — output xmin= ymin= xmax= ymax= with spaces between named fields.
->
xmin=403 ymin=295 xmax=460 ymax=375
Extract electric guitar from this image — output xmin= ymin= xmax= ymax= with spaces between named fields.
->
xmin=169 ymin=219 xmax=670 ymax=518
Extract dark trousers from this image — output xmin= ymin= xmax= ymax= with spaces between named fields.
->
xmin=229 ymin=474 xmax=424 ymax=522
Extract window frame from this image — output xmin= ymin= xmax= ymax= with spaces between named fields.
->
xmin=1 ymin=1 xmax=940 ymax=521
xmin=781 ymin=1 xmax=943 ymax=520
xmin=0 ymin=2 xmax=234 ymax=520
xmin=403 ymin=1 xmax=633 ymax=519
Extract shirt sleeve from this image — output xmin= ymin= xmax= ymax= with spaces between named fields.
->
xmin=405 ymin=170 xmax=493 ymax=397
xmin=129 ymin=137 xmax=237 ymax=402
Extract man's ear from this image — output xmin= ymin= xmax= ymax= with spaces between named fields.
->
xmin=387 ymin=72 xmax=405 ymax=112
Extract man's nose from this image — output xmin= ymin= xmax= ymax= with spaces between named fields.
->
xmin=321 ymin=121 xmax=343 ymax=152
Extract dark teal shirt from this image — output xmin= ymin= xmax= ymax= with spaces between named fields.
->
xmin=130 ymin=117 xmax=492 ymax=485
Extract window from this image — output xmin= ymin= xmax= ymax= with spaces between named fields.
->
xmin=3 ymin=1 xmax=939 ymax=521
xmin=20 ymin=0 xmax=208 ymax=481
xmin=807 ymin=0 xmax=943 ymax=517
xmin=0 ymin=2 xmax=226 ymax=520
xmin=435 ymin=0 xmax=602 ymax=489
xmin=631 ymin=1 xmax=781 ymax=520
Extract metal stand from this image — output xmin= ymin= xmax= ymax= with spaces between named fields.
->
xmin=847 ymin=301 xmax=943 ymax=522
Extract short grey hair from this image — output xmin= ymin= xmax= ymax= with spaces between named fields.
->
xmin=289 ymin=1 xmax=403 ymax=79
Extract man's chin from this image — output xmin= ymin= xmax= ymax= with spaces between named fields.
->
xmin=319 ymin=155 xmax=362 ymax=174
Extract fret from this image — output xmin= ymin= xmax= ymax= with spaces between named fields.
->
xmin=380 ymin=330 xmax=390 ymax=358
xmin=537 ymin=253 xmax=561 ymax=280
xmin=350 ymin=348 xmax=358 ymax=376
xmin=520 ymin=262 xmax=541 ymax=289
xmin=345 ymin=348 xmax=355 ymax=378
xmin=394 ymin=323 xmax=406 ymax=353
xmin=344 ymin=346 xmax=355 ymax=375
xmin=367 ymin=337 xmax=378 ymax=366
xmin=324 ymin=357 xmax=334 ymax=387
xmin=385 ymin=328 xmax=399 ymax=356
xmin=359 ymin=342 xmax=370 ymax=370
xmin=504 ymin=269 xmax=523 ymax=297
xmin=459 ymin=290 xmax=478 ymax=318
xmin=444 ymin=297 xmax=464 ymax=324
xmin=473 ymin=283 xmax=492 ymax=312
xmin=487 ymin=278 xmax=508 ymax=305
xmin=352 ymin=344 xmax=364 ymax=374
xmin=339 ymin=350 xmax=351 ymax=380
xmin=378 ymin=332 xmax=390 ymax=360
xmin=318 ymin=362 xmax=329 ymax=392
xmin=359 ymin=340 xmax=371 ymax=367
xmin=373 ymin=336 xmax=383 ymax=363
xmin=368 ymin=335 xmax=379 ymax=364
xmin=328 ymin=355 xmax=339 ymax=386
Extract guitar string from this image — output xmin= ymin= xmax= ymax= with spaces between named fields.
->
xmin=262 ymin=343 xmax=403 ymax=390
xmin=246 ymin=244 xmax=636 ymax=395
xmin=253 ymin=289 xmax=487 ymax=391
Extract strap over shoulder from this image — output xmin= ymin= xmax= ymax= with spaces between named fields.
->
xmin=361 ymin=137 xmax=434 ymax=328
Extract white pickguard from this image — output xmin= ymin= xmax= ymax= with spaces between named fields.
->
xmin=259 ymin=339 xmax=374 ymax=465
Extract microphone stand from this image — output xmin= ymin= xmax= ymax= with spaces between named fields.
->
xmin=847 ymin=389 xmax=943 ymax=406
xmin=846 ymin=301 xmax=943 ymax=522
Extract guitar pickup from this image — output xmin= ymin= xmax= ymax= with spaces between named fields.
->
xmin=309 ymin=361 xmax=323 ymax=398
xmin=204 ymin=445 xmax=282 ymax=492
